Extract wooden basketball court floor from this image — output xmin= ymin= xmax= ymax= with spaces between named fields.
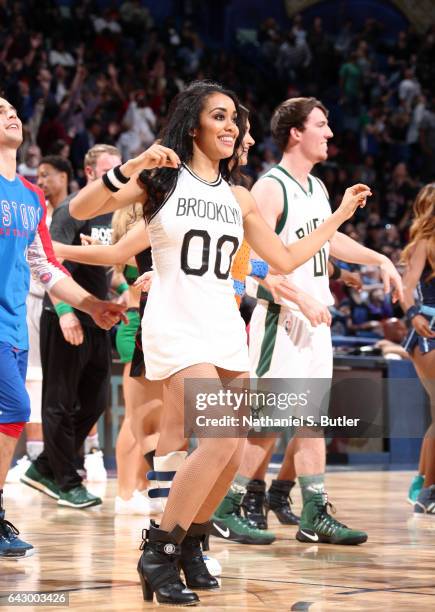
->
xmin=1 ymin=471 xmax=434 ymax=611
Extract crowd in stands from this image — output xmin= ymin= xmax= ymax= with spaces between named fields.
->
xmin=2 ymin=0 xmax=434 ymax=341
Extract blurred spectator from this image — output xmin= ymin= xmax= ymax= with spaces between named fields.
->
xmin=70 ymin=118 xmax=103 ymax=174
xmin=335 ymin=20 xmax=353 ymax=56
xmin=291 ymin=14 xmax=307 ymax=46
xmin=347 ymin=287 xmax=392 ymax=337
xmin=358 ymin=155 xmax=377 ymax=185
xmin=258 ymin=17 xmax=281 ymax=64
xmin=340 ymin=52 xmax=363 ymax=108
xmin=398 ymin=67 xmax=421 ymax=109
xmin=355 ymin=40 xmax=373 ymax=87
xmin=49 ymin=38 xmax=75 ymax=68
xmin=367 ymin=287 xmax=394 ymax=320
xmin=383 ymin=162 xmax=418 ymax=224
xmin=120 ymin=1 xmax=154 ymax=36
xmin=386 ymin=104 xmax=411 ymax=163
xmin=419 ymin=95 xmax=435 ymax=181
xmin=389 ymin=31 xmax=410 ymax=67
xmin=16 ymin=78 xmax=35 ymax=122
xmin=92 ymin=9 xmax=122 ymax=34
xmin=308 ymin=16 xmax=334 ymax=90
xmin=276 ymin=32 xmax=311 ymax=81
xmin=365 ymin=219 xmax=386 ymax=251
xmin=37 ymin=102 xmax=70 ymax=154
xmin=116 ymin=92 xmax=156 ymax=160
xmin=177 ymin=21 xmax=203 ymax=75
xmin=407 ymin=94 xmax=426 ymax=148
xmin=18 ymin=144 xmax=41 ymax=184
xmin=261 ymin=148 xmax=278 ymax=174
xmin=416 ymin=28 xmax=435 ymax=88
xmin=50 ymin=138 xmax=70 ymax=159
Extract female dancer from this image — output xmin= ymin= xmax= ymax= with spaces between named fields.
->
xmin=54 ymin=110 xmax=260 ymax=518
xmin=401 ymin=184 xmax=435 ymax=513
xmin=110 ymin=206 xmax=160 ymax=513
xmin=69 ymin=81 xmax=370 ymax=605
xmin=55 ymin=110 xmax=258 ymax=574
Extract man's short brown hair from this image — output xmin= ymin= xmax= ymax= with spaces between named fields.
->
xmin=84 ymin=144 xmax=121 ymax=169
xmin=271 ymin=97 xmax=328 ymax=152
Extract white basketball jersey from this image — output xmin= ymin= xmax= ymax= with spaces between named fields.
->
xmin=142 ymin=165 xmax=248 ymax=380
xmin=247 ymin=164 xmax=334 ymax=309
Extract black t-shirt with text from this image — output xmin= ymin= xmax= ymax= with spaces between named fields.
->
xmin=43 ymin=194 xmax=113 ymax=327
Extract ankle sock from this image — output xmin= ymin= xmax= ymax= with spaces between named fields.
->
xmin=26 ymin=440 xmax=43 ymax=461
xmin=229 ymin=474 xmax=250 ymax=495
xmin=298 ymin=474 xmax=325 ymax=505
xmin=84 ymin=433 xmax=99 ymax=455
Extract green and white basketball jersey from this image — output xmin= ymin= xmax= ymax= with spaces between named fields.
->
xmin=248 ymin=164 xmax=334 ymax=309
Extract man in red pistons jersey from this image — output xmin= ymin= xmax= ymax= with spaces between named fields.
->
xmin=0 ymin=96 xmax=126 ymax=559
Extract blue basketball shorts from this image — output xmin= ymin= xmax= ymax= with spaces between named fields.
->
xmin=0 ymin=342 xmax=31 ymax=423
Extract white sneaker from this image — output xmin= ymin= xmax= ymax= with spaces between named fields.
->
xmin=203 ymin=554 xmax=222 ymax=576
xmin=84 ymin=450 xmax=107 ymax=482
xmin=141 ymin=488 xmax=164 ymax=514
xmin=115 ymin=490 xmax=157 ymax=515
xmin=6 ymin=456 xmax=32 ymax=484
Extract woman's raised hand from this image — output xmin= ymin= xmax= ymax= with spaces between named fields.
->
xmin=130 ymin=143 xmax=181 ymax=173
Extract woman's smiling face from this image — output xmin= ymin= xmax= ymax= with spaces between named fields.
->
xmin=193 ymin=93 xmax=239 ymax=162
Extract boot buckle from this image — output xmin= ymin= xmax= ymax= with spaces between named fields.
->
xmin=163 ymin=543 xmax=176 ymax=555
xmin=139 ymin=528 xmax=150 ymax=550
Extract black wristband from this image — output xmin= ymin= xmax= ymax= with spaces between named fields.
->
xmin=102 ymin=172 xmax=119 ymax=192
xmin=406 ymin=305 xmax=420 ymax=323
xmin=113 ymin=164 xmax=129 ymax=184
xmin=330 ymin=262 xmax=342 ymax=280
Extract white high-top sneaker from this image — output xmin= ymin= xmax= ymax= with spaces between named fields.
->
xmin=6 ymin=456 xmax=32 ymax=484
xmin=115 ymin=490 xmax=158 ymax=515
xmin=84 ymin=449 xmax=107 ymax=482
xmin=140 ymin=489 xmax=164 ymax=514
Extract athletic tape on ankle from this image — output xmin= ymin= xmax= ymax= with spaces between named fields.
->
xmin=147 ymin=451 xmax=187 ymax=507
xmin=147 ymin=468 xmax=175 ymax=500
xmin=147 ymin=470 xmax=177 ymax=481
xmin=148 ymin=487 xmax=170 ymax=498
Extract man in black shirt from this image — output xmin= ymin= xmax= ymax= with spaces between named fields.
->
xmin=22 ymin=144 xmax=125 ymax=509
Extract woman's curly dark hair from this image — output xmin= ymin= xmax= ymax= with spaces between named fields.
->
xmin=139 ymin=80 xmax=245 ymax=221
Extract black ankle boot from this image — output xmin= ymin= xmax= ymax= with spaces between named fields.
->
xmin=180 ymin=522 xmax=219 ymax=590
xmin=265 ymin=480 xmax=300 ymax=525
xmin=241 ymin=480 xmax=268 ymax=529
xmin=137 ymin=520 xmax=199 ymax=605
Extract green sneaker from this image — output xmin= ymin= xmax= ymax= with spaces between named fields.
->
xmin=58 ymin=485 xmax=102 ymax=509
xmin=296 ymin=492 xmax=367 ymax=545
xmin=57 ymin=485 xmax=103 ymax=508
xmin=211 ymin=490 xmax=275 ymax=545
xmin=408 ymin=474 xmax=424 ymax=505
xmin=21 ymin=463 xmax=60 ymax=500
